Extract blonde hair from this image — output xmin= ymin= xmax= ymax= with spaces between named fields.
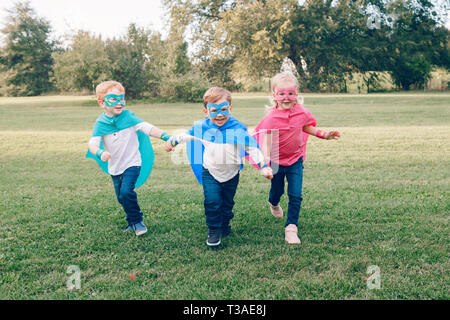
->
xmin=266 ymin=72 xmax=303 ymax=111
xmin=203 ymin=87 xmax=232 ymax=108
xmin=95 ymin=81 xmax=125 ymax=101
xmin=271 ymin=71 xmax=299 ymax=91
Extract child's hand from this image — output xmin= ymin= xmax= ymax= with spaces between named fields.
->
xmin=325 ymin=131 xmax=340 ymax=140
xmin=261 ymin=167 xmax=273 ymax=180
xmin=101 ymin=151 xmax=112 ymax=162
xmin=164 ymin=141 xmax=174 ymax=152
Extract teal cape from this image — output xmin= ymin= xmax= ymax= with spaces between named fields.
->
xmin=86 ymin=110 xmax=154 ymax=188
xmin=186 ymin=116 xmax=261 ymax=185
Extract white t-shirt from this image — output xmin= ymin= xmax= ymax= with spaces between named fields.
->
xmin=88 ymin=122 xmax=154 ymax=176
xmin=175 ymin=133 xmax=265 ymax=183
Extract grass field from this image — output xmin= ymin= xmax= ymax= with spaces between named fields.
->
xmin=0 ymin=92 xmax=449 ymax=299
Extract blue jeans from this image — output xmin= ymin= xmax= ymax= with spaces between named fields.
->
xmin=111 ymin=166 xmax=143 ymax=225
xmin=269 ymin=157 xmax=303 ymax=227
xmin=202 ymin=168 xmax=240 ymax=230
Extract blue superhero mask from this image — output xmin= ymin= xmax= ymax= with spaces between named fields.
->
xmin=104 ymin=94 xmax=126 ymax=107
xmin=206 ymin=101 xmax=230 ymax=118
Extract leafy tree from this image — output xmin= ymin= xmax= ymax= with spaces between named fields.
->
xmin=158 ymin=72 xmax=210 ymax=102
xmin=217 ymin=0 xmax=296 ymax=81
xmin=384 ymin=0 xmax=450 ymax=89
xmin=173 ymin=41 xmax=192 ymax=75
xmin=164 ymin=0 xmax=236 ymax=87
xmin=349 ymin=1 xmax=393 ymax=93
xmin=105 ymin=24 xmax=151 ymax=98
xmin=52 ymin=31 xmax=108 ymax=92
xmin=162 ymin=27 xmax=192 ymax=76
xmin=105 ymin=38 xmax=146 ymax=98
xmin=390 ymin=53 xmax=432 ymax=89
xmin=159 ymin=31 xmax=209 ymax=101
xmin=142 ymin=32 xmax=167 ymax=96
xmin=195 ymin=55 xmax=236 ymax=90
xmin=0 ymin=1 xmax=56 ymax=96
xmin=286 ymin=0 xmax=449 ymax=92
xmin=53 ymin=25 xmax=165 ymax=98
xmin=286 ymin=0 xmax=372 ymax=92
xmin=164 ymin=0 xmax=296 ymax=86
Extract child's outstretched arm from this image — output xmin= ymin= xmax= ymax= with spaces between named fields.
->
xmin=260 ymin=131 xmax=272 ymax=163
xmin=164 ymin=133 xmax=197 ymax=152
xmin=136 ymin=122 xmax=177 ymax=144
xmin=88 ymin=137 xmax=112 ymax=162
xmin=149 ymin=126 xmax=169 ymax=140
xmin=244 ymin=145 xmax=273 ymax=180
xmin=303 ymin=125 xmax=340 ymax=140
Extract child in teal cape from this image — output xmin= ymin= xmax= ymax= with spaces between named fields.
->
xmin=87 ymin=81 xmax=172 ymax=236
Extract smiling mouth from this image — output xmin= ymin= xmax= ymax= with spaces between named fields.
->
xmin=214 ymin=118 xmax=227 ymax=125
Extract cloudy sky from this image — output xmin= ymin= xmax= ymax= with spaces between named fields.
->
xmin=0 ymin=0 xmax=168 ymax=41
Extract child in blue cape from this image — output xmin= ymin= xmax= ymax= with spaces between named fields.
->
xmin=87 ymin=81 xmax=172 ymax=236
xmin=165 ymin=87 xmax=273 ymax=247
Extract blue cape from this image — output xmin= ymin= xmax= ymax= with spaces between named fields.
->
xmin=186 ymin=116 xmax=260 ymax=185
xmin=86 ymin=110 xmax=154 ymax=188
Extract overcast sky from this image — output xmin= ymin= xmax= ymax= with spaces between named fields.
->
xmin=0 ymin=0 xmax=168 ymax=41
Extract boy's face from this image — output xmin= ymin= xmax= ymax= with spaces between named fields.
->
xmin=98 ymin=87 xmax=126 ymax=117
xmin=273 ymin=79 xmax=298 ymax=110
xmin=204 ymin=97 xmax=232 ymax=127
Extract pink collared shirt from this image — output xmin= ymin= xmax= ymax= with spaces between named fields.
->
xmin=254 ymin=104 xmax=316 ymax=166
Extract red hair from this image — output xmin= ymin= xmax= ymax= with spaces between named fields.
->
xmin=96 ymin=81 xmax=125 ymax=101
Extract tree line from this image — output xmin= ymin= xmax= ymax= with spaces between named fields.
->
xmin=0 ymin=0 xmax=449 ymax=99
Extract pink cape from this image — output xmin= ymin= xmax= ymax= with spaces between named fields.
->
xmin=251 ymin=104 xmax=316 ymax=166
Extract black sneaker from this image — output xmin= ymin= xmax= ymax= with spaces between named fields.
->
xmin=206 ymin=228 xmax=221 ymax=247
xmin=221 ymin=225 xmax=231 ymax=238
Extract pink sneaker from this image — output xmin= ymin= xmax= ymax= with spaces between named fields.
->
xmin=268 ymin=201 xmax=283 ymax=219
xmin=285 ymin=224 xmax=301 ymax=244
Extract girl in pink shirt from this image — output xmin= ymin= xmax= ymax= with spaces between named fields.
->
xmin=254 ymin=72 xmax=340 ymax=244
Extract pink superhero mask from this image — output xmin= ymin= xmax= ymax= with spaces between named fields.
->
xmin=273 ymin=87 xmax=298 ymax=101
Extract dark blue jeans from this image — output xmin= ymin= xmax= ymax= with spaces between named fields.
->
xmin=111 ymin=166 xmax=143 ymax=225
xmin=202 ymin=168 xmax=240 ymax=230
xmin=269 ymin=157 xmax=303 ymax=227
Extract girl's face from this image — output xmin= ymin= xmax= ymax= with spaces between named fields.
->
xmin=273 ymin=80 xmax=298 ymax=110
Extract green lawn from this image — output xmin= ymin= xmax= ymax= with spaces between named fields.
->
xmin=0 ymin=93 xmax=449 ymax=299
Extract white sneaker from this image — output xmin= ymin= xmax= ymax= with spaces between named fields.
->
xmin=133 ymin=222 xmax=148 ymax=236
xmin=268 ymin=201 xmax=283 ymax=219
